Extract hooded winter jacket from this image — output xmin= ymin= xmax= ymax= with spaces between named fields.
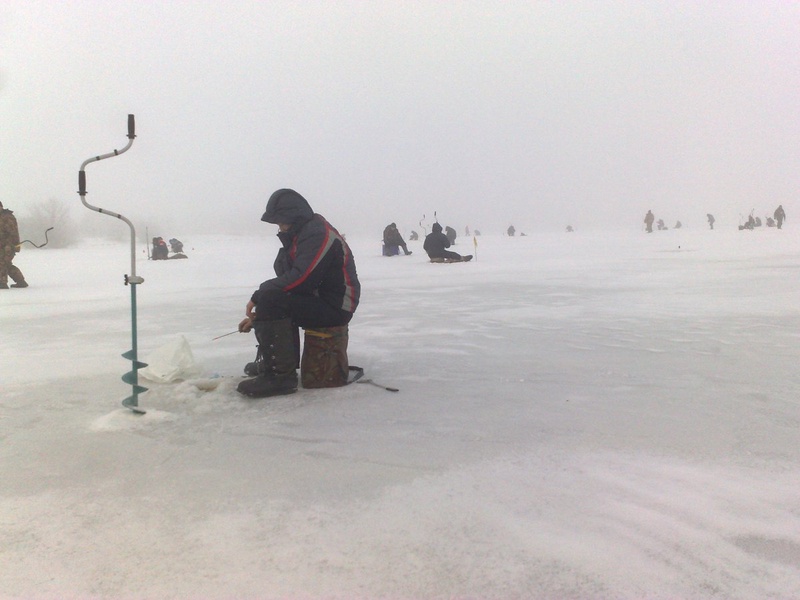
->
xmin=383 ymin=223 xmax=405 ymax=247
xmin=423 ymin=222 xmax=451 ymax=258
xmin=253 ymin=189 xmax=360 ymax=314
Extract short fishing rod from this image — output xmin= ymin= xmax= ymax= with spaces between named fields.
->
xmin=212 ymin=330 xmax=239 ymax=341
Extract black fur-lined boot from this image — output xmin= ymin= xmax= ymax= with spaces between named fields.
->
xmin=237 ymin=318 xmax=298 ymax=398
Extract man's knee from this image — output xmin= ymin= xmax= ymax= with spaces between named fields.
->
xmin=254 ymin=290 xmax=291 ymax=321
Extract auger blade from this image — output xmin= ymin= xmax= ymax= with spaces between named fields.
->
xmin=121 ymin=350 xmax=148 ymax=369
xmin=121 ymin=371 xmax=148 ymax=392
xmin=122 ymin=396 xmax=146 ymax=415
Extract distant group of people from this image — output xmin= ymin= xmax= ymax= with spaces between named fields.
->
xmin=739 ymin=205 xmax=786 ymax=230
xmin=643 ymin=211 xmax=667 ymax=232
xmin=735 ymin=205 xmax=786 ymax=230
xmin=643 ymin=210 xmax=689 ymax=232
xmin=644 ymin=206 xmax=787 ymax=232
xmin=383 ymin=221 xmax=472 ymax=262
xmin=151 ymin=236 xmax=187 ymax=260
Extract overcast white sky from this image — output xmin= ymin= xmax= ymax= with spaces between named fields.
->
xmin=1 ymin=1 xmax=798 ymax=237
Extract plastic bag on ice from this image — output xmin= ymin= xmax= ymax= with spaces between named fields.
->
xmin=139 ymin=335 xmax=203 ymax=383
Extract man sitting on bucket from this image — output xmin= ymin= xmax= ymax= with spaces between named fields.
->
xmin=237 ymin=189 xmax=361 ymax=398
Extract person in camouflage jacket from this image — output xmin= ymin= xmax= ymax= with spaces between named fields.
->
xmin=0 ymin=201 xmax=28 ymax=289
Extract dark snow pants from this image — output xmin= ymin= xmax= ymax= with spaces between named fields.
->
xmin=0 ymin=246 xmax=24 ymax=285
xmin=427 ymin=250 xmax=463 ymax=261
xmin=254 ymin=289 xmax=353 ymax=329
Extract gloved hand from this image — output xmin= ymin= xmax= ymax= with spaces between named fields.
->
xmin=238 ymin=300 xmax=258 ymax=332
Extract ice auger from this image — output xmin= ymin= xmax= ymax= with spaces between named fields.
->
xmin=78 ymin=115 xmax=147 ymax=414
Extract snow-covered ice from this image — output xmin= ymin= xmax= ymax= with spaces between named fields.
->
xmin=2 ymin=226 xmax=799 ymax=599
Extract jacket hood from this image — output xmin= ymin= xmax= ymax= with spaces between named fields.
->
xmin=432 ymin=222 xmax=443 ymax=233
xmin=261 ymin=189 xmax=314 ymax=225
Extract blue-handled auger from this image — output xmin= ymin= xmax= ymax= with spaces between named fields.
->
xmin=78 ymin=115 xmax=147 ymax=415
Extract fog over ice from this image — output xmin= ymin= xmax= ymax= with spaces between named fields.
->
xmin=1 ymin=1 xmax=798 ymax=239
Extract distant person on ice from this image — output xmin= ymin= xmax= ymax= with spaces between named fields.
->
xmin=168 ymin=238 xmax=188 ymax=259
xmin=740 ymin=213 xmax=756 ymax=231
xmin=644 ymin=210 xmax=655 ymax=233
xmin=382 ymin=222 xmax=411 ymax=256
xmin=445 ymin=225 xmax=457 ymax=245
xmin=237 ymin=189 xmax=360 ymax=398
xmin=507 ymin=225 xmax=516 ymax=236
xmin=151 ymin=237 xmax=169 ymax=260
xmin=423 ymin=222 xmax=472 ymax=262
xmin=0 ymin=201 xmax=28 ymax=289
xmin=774 ymin=204 xmax=786 ymax=229
xmin=707 ymin=214 xmax=715 ymax=230
xmin=169 ymin=238 xmax=184 ymax=253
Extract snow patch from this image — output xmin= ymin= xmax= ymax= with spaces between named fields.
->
xmin=89 ymin=408 xmax=178 ymax=431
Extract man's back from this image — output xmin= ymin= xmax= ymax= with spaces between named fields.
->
xmin=272 ymin=214 xmax=360 ymax=314
xmin=424 ymin=231 xmax=450 ymax=257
